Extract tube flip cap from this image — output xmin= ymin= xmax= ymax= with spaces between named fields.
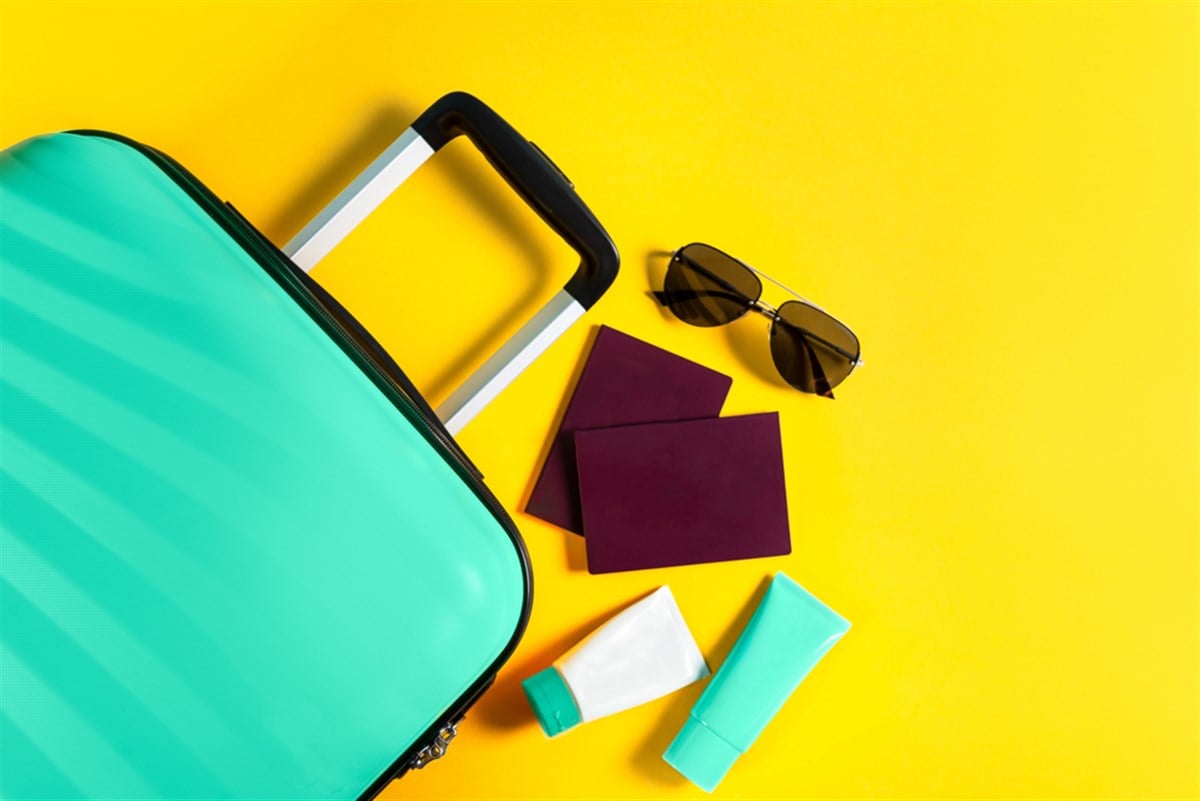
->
xmin=521 ymin=667 xmax=582 ymax=737
xmin=663 ymin=716 xmax=743 ymax=793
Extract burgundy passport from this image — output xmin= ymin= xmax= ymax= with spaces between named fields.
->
xmin=575 ymin=413 xmax=791 ymax=574
xmin=525 ymin=326 xmax=732 ymax=534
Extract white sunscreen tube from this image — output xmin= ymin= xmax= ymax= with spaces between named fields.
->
xmin=522 ymin=586 xmax=710 ymax=737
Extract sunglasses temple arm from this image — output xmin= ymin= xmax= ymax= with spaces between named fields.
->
xmin=676 ymin=252 xmax=760 ymax=301
xmin=775 ymin=320 xmax=859 ymax=363
xmin=675 ymin=255 xmax=860 ymax=361
xmin=657 ymin=288 xmax=842 ymax=398
xmin=801 ymin=336 xmax=835 ymax=399
xmin=654 ymin=287 xmax=754 ymax=307
xmin=807 ymin=332 xmax=859 ymax=363
xmin=678 ymin=250 xmax=862 ymax=360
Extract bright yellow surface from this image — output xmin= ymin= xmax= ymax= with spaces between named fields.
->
xmin=2 ymin=2 xmax=1197 ymax=799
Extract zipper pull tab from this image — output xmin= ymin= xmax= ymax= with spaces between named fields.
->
xmin=408 ymin=721 xmax=459 ymax=770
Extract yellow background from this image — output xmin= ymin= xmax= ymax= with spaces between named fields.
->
xmin=2 ymin=2 xmax=1196 ymax=799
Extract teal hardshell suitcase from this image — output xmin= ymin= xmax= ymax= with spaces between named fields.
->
xmin=0 ymin=93 xmax=618 ymax=799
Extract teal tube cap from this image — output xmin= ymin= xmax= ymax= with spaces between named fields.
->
xmin=522 ymin=667 xmax=582 ymax=737
xmin=663 ymin=716 xmax=743 ymax=792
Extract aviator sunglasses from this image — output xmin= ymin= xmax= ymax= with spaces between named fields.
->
xmin=653 ymin=243 xmax=862 ymax=398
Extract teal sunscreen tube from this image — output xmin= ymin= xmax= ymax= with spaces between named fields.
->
xmin=663 ymin=572 xmax=851 ymax=792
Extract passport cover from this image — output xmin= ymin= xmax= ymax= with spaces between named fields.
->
xmin=525 ymin=325 xmax=732 ymax=534
xmin=575 ymin=413 xmax=791 ymax=573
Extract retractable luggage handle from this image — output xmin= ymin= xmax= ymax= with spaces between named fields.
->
xmin=283 ymin=92 xmax=619 ymax=435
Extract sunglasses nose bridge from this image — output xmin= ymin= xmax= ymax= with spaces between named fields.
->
xmin=750 ymin=298 xmax=778 ymax=320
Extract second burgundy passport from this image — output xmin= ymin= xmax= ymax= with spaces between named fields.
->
xmin=575 ymin=412 xmax=792 ymax=573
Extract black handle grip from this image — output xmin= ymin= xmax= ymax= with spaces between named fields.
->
xmin=412 ymin=92 xmax=619 ymax=309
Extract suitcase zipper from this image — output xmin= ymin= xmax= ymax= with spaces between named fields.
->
xmin=218 ymin=200 xmax=484 ymax=481
xmin=407 ymin=721 xmax=458 ymax=769
xmin=67 ymin=131 xmax=533 ymax=795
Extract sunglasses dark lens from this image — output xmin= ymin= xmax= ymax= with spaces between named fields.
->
xmin=661 ymin=243 xmax=761 ymax=327
xmin=769 ymin=301 xmax=860 ymax=396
